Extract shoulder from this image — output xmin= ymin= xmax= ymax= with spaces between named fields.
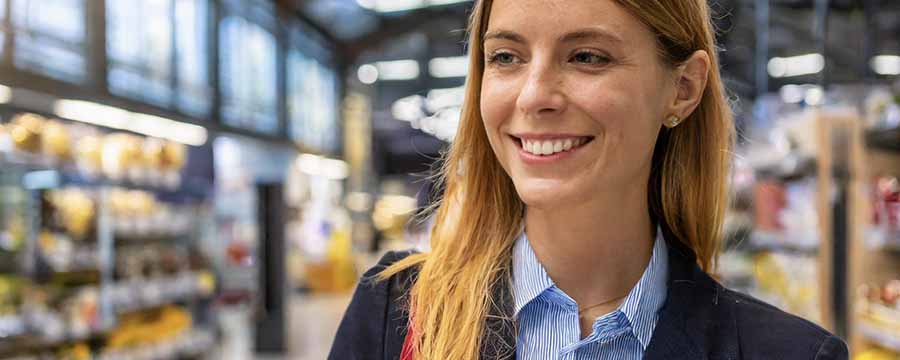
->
xmin=328 ymin=250 xmax=419 ymax=360
xmin=717 ymin=286 xmax=848 ymax=359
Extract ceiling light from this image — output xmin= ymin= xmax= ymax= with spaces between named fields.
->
xmin=296 ymin=154 xmax=349 ymax=180
xmin=357 ymin=0 xmax=424 ymax=13
xmin=871 ymin=55 xmax=900 ymax=76
xmin=357 ymin=64 xmax=379 ymax=84
xmin=0 ymin=85 xmax=11 ymax=104
xmin=425 ymin=86 xmax=465 ymax=112
xmin=53 ymin=100 xmax=208 ymax=146
xmin=779 ymin=84 xmax=806 ymax=104
xmin=428 ymin=56 xmax=468 ymax=78
xmin=357 ymin=0 xmax=469 ymax=12
xmin=391 ymin=95 xmax=426 ymax=122
xmin=428 ymin=0 xmax=470 ymax=5
xmin=804 ymin=86 xmax=824 ymax=106
xmin=375 ymin=60 xmax=420 ymax=81
xmin=768 ymin=53 xmax=824 ymax=78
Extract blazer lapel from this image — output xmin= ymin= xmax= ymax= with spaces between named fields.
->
xmin=481 ymin=268 xmax=518 ymax=360
xmin=643 ymin=230 xmax=740 ymax=360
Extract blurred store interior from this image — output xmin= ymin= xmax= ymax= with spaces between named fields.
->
xmin=0 ymin=0 xmax=898 ymax=359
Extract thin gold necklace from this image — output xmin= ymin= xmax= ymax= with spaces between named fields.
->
xmin=577 ymin=294 xmax=628 ymax=315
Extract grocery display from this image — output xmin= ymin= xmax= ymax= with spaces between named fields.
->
xmin=720 ymin=86 xmax=900 ymax=352
xmin=0 ymin=112 xmax=218 ymax=359
xmin=850 ymin=88 xmax=900 ymax=359
xmin=856 ymin=280 xmax=900 ymax=356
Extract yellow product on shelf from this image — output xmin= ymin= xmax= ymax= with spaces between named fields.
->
xmin=5 ymin=211 xmax=27 ymax=251
xmin=76 ymin=135 xmax=104 ymax=173
xmin=0 ymin=275 xmax=23 ymax=315
xmin=142 ymin=137 xmax=166 ymax=170
xmin=56 ymin=342 xmax=91 ymax=360
xmin=42 ymin=120 xmax=72 ymax=159
xmin=196 ymin=270 xmax=216 ymax=296
xmin=106 ymin=306 xmax=192 ymax=350
xmin=47 ymin=189 xmax=96 ymax=240
xmin=855 ymin=348 xmax=899 ymax=360
xmin=10 ymin=113 xmax=46 ymax=153
xmin=752 ymin=252 xmax=820 ymax=323
xmin=305 ymin=209 xmax=357 ymax=293
xmin=101 ymin=133 xmax=143 ymax=180
xmin=161 ymin=141 xmax=187 ymax=171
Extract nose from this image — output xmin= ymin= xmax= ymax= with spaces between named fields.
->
xmin=515 ymin=59 xmax=567 ymax=117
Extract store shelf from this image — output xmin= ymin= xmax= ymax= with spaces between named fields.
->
xmin=0 ymin=325 xmax=111 ymax=357
xmin=866 ymin=127 xmax=900 ymax=153
xmin=59 ymin=171 xmax=210 ymax=201
xmin=109 ymin=272 xmax=213 ymax=314
xmin=858 ymin=320 xmax=900 ymax=353
xmin=753 ymin=153 xmax=818 ymax=182
xmin=738 ymin=231 xmax=820 ymax=255
xmin=0 ymin=150 xmax=57 ymax=171
xmin=96 ymin=328 xmax=215 ymax=360
xmin=0 ymin=150 xmax=209 ymax=200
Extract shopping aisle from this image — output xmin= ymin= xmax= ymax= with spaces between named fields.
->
xmin=286 ymin=293 xmax=352 ymax=360
xmin=214 ymin=292 xmax=352 ymax=360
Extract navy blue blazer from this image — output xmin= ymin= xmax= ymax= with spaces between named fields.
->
xmin=330 ymin=233 xmax=849 ymax=359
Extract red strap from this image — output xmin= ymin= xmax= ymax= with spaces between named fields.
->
xmin=400 ymin=325 xmax=415 ymax=360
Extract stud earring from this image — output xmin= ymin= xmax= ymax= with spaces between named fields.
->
xmin=664 ymin=115 xmax=681 ymax=128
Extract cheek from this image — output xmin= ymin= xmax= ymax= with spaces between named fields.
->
xmin=571 ymin=76 xmax=663 ymax=161
xmin=480 ymin=78 xmax=516 ymax=144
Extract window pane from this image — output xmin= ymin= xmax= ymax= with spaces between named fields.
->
xmin=175 ymin=0 xmax=211 ymax=117
xmin=11 ymin=0 xmax=86 ymax=83
xmin=219 ymin=15 xmax=278 ymax=134
xmin=107 ymin=0 xmax=174 ymax=107
xmin=288 ymin=50 xmax=338 ymax=153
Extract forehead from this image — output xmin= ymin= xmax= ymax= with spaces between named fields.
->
xmin=485 ymin=0 xmax=650 ymax=44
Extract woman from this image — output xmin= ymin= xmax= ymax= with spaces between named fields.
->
xmin=331 ymin=0 xmax=849 ymax=359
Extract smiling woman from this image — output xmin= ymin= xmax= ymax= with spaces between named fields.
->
xmin=329 ymin=1 xmax=849 ymax=359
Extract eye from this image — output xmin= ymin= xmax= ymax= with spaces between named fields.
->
xmin=487 ymin=51 xmax=521 ymax=66
xmin=570 ymin=51 xmax=611 ymax=65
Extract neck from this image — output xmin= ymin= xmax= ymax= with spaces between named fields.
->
xmin=524 ymin=182 xmax=655 ymax=310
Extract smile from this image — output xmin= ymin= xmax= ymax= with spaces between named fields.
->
xmin=512 ymin=135 xmax=594 ymax=156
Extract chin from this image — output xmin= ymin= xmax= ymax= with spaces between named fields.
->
xmin=512 ymin=177 xmax=580 ymax=210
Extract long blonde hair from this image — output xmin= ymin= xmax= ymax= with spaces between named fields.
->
xmin=379 ymin=1 xmax=734 ymax=358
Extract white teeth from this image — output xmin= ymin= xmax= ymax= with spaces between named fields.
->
xmin=541 ymin=142 xmax=553 ymax=155
xmin=521 ymin=138 xmax=589 ymax=156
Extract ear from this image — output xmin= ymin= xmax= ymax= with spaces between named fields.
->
xmin=666 ymin=50 xmax=710 ymax=122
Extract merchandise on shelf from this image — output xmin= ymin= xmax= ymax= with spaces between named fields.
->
xmin=107 ymin=189 xmax=194 ymax=239
xmin=749 ymin=177 xmax=821 ymax=251
xmin=857 ymin=280 xmax=900 ymax=356
xmin=2 ymin=112 xmax=190 ymax=189
xmin=751 ymin=252 xmax=821 ymax=323
xmin=870 ymin=176 xmax=900 ymax=250
xmin=288 ymin=164 xmax=356 ymax=293
xmin=0 ymin=114 xmax=218 ymax=358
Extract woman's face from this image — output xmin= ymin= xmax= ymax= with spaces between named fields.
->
xmin=480 ymin=0 xmax=678 ymax=209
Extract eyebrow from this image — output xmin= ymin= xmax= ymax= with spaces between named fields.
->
xmin=559 ymin=28 xmax=624 ymax=45
xmin=483 ymin=30 xmax=526 ymax=44
xmin=482 ymin=28 xmax=624 ymax=46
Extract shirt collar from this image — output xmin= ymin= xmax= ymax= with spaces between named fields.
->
xmin=511 ymin=228 xmax=669 ymax=349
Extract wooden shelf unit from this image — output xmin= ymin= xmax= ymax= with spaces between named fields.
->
xmin=848 ymin=119 xmax=900 ymax=355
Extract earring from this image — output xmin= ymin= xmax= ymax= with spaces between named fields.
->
xmin=664 ymin=115 xmax=681 ymax=128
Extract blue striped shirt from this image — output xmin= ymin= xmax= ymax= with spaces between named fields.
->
xmin=512 ymin=229 xmax=669 ymax=360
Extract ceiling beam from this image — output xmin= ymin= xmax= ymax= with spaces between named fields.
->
xmin=342 ymin=5 xmax=471 ymax=63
